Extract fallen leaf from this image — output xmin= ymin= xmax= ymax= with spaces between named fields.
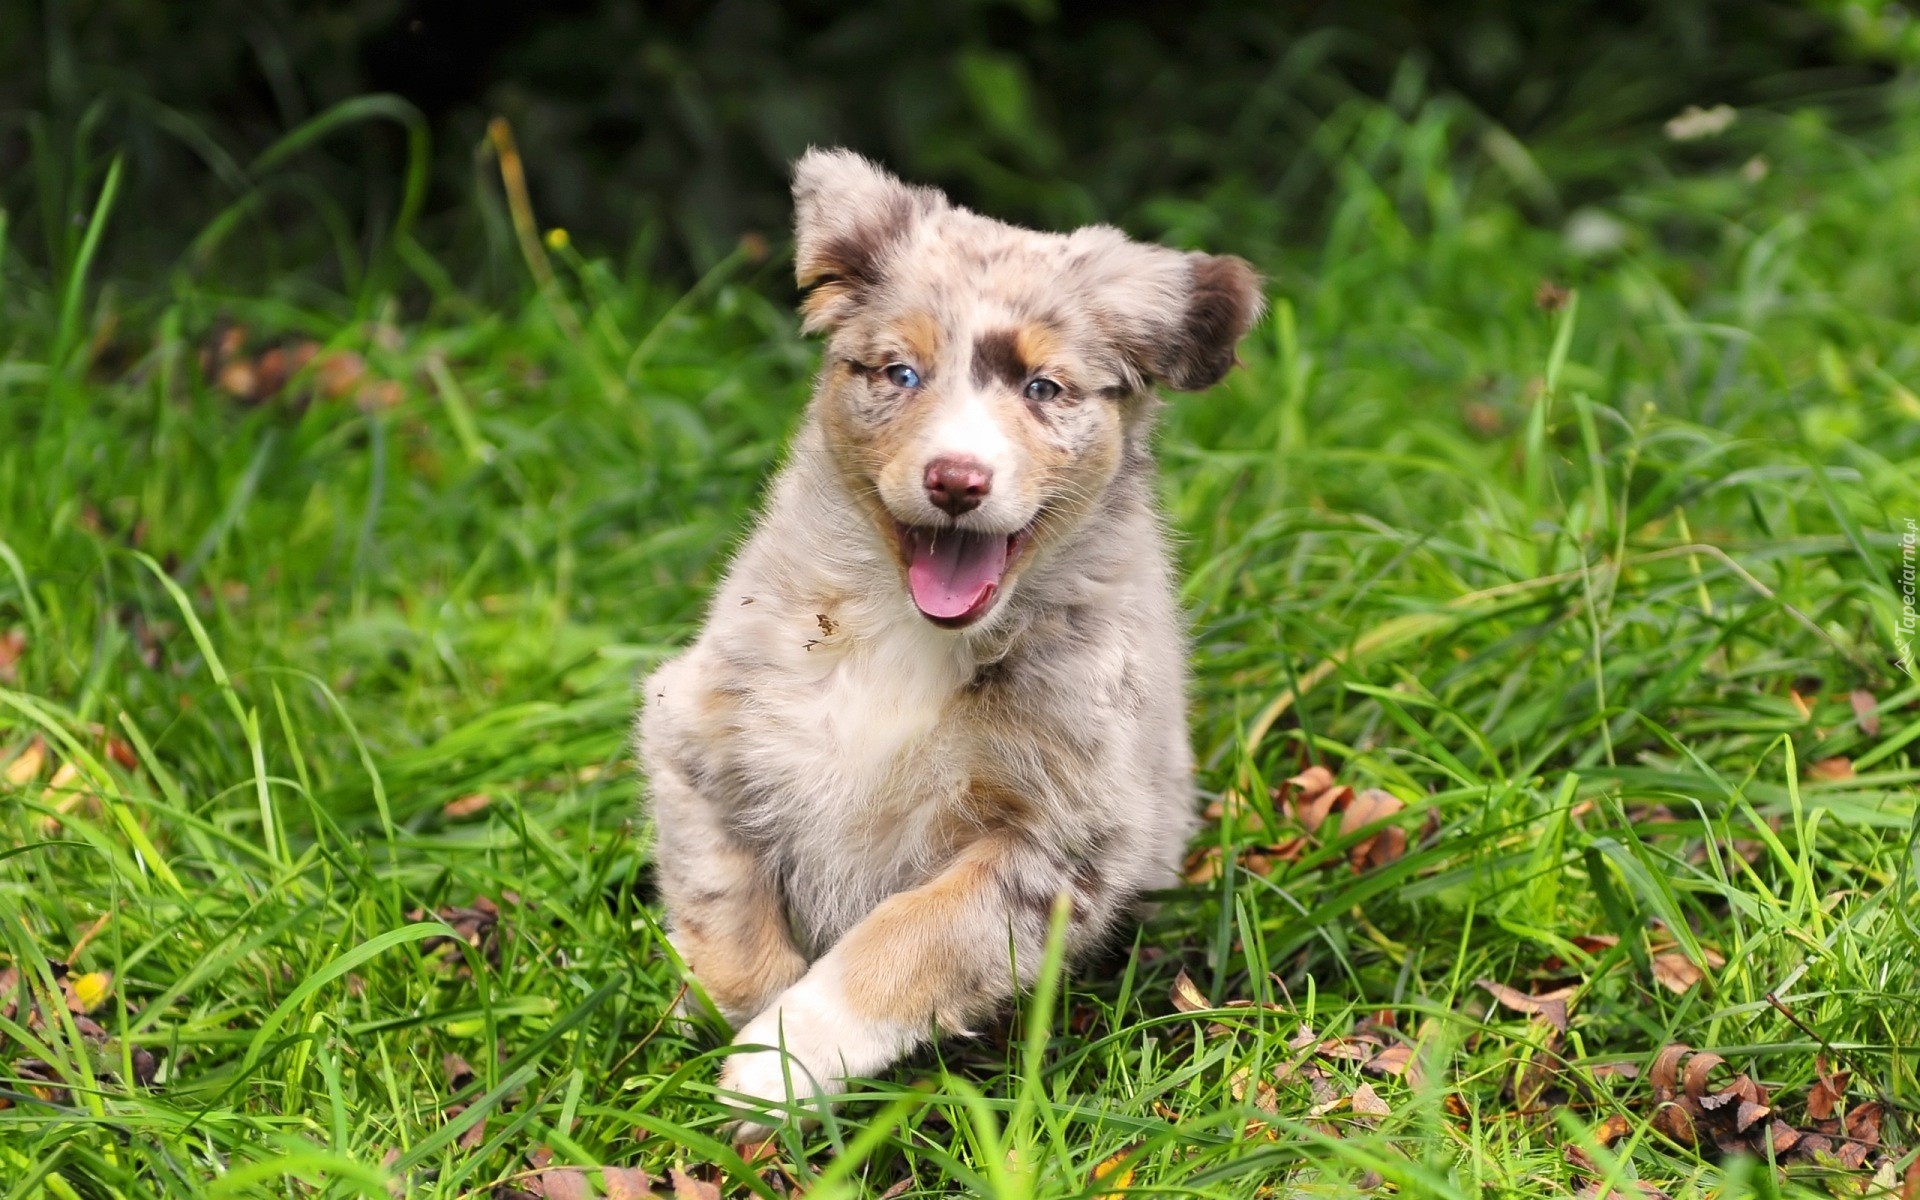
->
xmin=1306 ymin=1091 xmax=1350 ymax=1118
xmin=1806 ymin=757 xmax=1854 ymax=783
xmin=0 ymin=629 xmax=23 ymax=683
xmin=1734 ymin=1099 xmax=1769 ymax=1132
xmin=1851 ymin=689 xmax=1881 ymax=737
xmin=1650 ymin=951 xmax=1706 ymax=994
xmin=1474 ymin=977 xmax=1572 ymax=1032
xmin=1593 ymin=1114 xmax=1633 ymax=1146
xmin=1351 ymin=1082 xmax=1391 ymax=1117
xmin=1090 ymin=1144 xmax=1139 ymax=1197
xmin=525 ymin=1167 xmax=591 ymax=1200
xmin=1339 ymin=788 xmax=1408 ymax=869
xmin=1364 ymin=1043 xmax=1426 ymax=1090
xmin=315 ymin=351 xmax=368 ymax=401
xmin=1768 ymin=1118 xmax=1801 ymax=1156
xmin=104 ymin=737 xmax=137 ymax=769
xmin=1807 ymin=1055 xmax=1849 ymax=1121
xmin=1181 ymin=845 xmax=1221 ymax=885
xmin=408 ymin=897 xmax=505 ymax=970
xmin=669 ymin=1167 xmax=721 ymax=1200
xmin=1679 ymin=1052 xmax=1726 ymax=1098
xmin=600 ymin=1168 xmax=651 ymax=1200
xmin=1845 ymin=1099 xmax=1884 ymax=1146
xmin=1229 ymin=1067 xmax=1279 ymax=1114
xmin=1284 ymin=765 xmax=1334 ymax=799
xmin=442 ymin=793 xmax=492 ymax=820
xmin=1169 ymin=970 xmax=1209 ymax=1014
xmin=5 ymin=737 xmax=46 ymax=786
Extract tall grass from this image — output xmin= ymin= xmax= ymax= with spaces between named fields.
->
xmin=0 ymin=68 xmax=1917 ymax=1198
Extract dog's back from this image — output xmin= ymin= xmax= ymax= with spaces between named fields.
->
xmin=638 ymin=148 xmax=1262 ymax=1126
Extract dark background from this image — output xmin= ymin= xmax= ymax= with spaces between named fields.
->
xmin=0 ymin=0 xmax=1897 ymax=293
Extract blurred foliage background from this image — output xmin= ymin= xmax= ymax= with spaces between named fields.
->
xmin=3 ymin=0 xmax=1917 ymax=298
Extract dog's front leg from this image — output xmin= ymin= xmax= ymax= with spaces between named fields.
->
xmin=651 ymin=763 xmax=808 ymax=1028
xmin=719 ymin=831 xmax=1073 ymax=1126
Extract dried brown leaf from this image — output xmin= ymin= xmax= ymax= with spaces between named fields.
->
xmin=1808 ymin=1056 xmax=1849 ymax=1121
xmin=444 ymin=1053 xmax=475 ymax=1090
xmin=0 ymin=629 xmax=23 ymax=684
xmin=1297 ymin=784 xmax=1350 ymax=832
xmin=600 ymin=1168 xmax=651 ymax=1200
xmin=1593 ymin=1114 xmax=1633 ymax=1146
xmin=1650 ymin=951 xmax=1706 ymax=994
xmin=1306 ymin=1091 xmax=1351 ymax=1118
xmin=1351 ymin=1082 xmax=1391 ymax=1117
xmin=669 ymin=1167 xmax=722 ymax=1200
xmin=442 ymin=793 xmax=492 ymax=820
xmin=1767 ymin=1118 xmax=1801 ymax=1155
xmin=1679 ymin=1053 xmax=1725 ymax=1098
xmin=1284 ymin=765 xmax=1334 ymax=801
xmin=1181 ymin=845 xmax=1221 ymax=885
xmin=1806 ymin=756 xmax=1855 ymax=782
xmin=1589 ymin=1062 xmax=1640 ymax=1081
xmin=1230 ymin=1067 xmax=1279 ymax=1114
xmin=104 ymin=737 xmax=137 ymax=769
xmin=524 ymin=1167 xmax=591 ymax=1200
xmin=1169 ymin=971 xmax=1208 ymax=1014
xmin=1364 ymin=1043 xmax=1426 ymax=1090
xmin=1845 ymin=1099 xmax=1885 ymax=1147
xmin=1474 ymin=977 xmax=1571 ymax=1032
xmin=1652 ymin=1100 xmax=1697 ymax=1146
xmin=5 ymin=736 xmax=46 ymax=786
xmin=1851 ymin=689 xmax=1882 ymax=737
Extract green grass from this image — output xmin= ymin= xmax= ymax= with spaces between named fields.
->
xmin=3 ymin=74 xmax=1920 ymax=1200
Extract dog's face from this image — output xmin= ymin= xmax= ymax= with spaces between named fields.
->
xmin=792 ymin=149 xmax=1263 ymax=629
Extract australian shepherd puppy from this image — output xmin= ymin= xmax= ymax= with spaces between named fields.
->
xmin=638 ymin=148 xmax=1262 ymax=1126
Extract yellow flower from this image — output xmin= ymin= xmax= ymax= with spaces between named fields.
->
xmin=544 ymin=227 xmax=570 ymax=251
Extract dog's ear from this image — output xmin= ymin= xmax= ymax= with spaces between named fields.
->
xmin=792 ymin=148 xmax=946 ymax=333
xmin=1146 ymin=252 xmax=1265 ymax=391
xmin=1069 ymin=230 xmax=1265 ymax=393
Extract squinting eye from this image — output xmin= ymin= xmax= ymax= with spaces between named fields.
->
xmin=884 ymin=363 xmax=921 ymax=389
xmin=1024 ymin=378 xmax=1062 ymax=403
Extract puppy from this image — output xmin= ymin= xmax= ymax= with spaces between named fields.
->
xmin=638 ymin=148 xmax=1262 ymax=1123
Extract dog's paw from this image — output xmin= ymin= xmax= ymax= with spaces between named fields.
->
xmin=717 ymin=1042 xmax=837 ymax=1132
xmin=717 ymin=969 xmax=914 ymax=1131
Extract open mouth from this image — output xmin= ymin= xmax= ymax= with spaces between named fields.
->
xmin=894 ymin=522 xmax=1034 ymax=627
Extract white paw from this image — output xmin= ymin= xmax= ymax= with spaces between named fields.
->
xmin=718 ymin=1042 xmax=838 ymax=1130
xmin=715 ymin=968 xmax=917 ymax=1130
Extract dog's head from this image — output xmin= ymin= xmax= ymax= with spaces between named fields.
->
xmin=793 ymin=148 xmax=1263 ymax=629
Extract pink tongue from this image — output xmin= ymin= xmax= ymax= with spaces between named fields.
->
xmin=906 ymin=530 xmax=1009 ymax=619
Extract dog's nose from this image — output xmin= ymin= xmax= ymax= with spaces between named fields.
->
xmin=924 ymin=457 xmax=992 ymax=516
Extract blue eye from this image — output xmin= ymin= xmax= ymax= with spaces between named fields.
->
xmin=884 ymin=363 xmax=921 ymax=389
xmin=1024 ymin=378 xmax=1061 ymax=403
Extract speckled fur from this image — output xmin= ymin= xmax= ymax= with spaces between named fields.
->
xmin=637 ymin=149 xmax=1263 ymax=1125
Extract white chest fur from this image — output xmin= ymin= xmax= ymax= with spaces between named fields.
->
xmin=723 ymin=603 xmax=978 ymax=941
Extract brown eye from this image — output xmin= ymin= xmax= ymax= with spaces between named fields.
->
xmin=1024 ymin=378 xmax=1061 ymax=403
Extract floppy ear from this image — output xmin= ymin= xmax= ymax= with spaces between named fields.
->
xmin=791 ymin=148 xmax=947 ymax=334
xmin=1066 ymin=228 xmax=1265 ymax=392
xmin=1145 ymin=252 xmax=1265 ymax=391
